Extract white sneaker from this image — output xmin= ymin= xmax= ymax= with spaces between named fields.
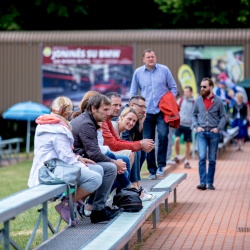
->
xmin=105 ymin=198 xmax=119 ymax=210
xmin=166 ymin=159 xmax=176 ymax=165
xmin=140 ymin=192 xmax=157 ymax=201
xmin=105 ymin=197 xmax=113 ymax=207
xmin=84 ymin=204 xmax=92 ymax=217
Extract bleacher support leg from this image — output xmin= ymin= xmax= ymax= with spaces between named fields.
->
xmin=137 ymin=227 xmax=142 ymax=243
xmin=42 ymin=202 xmax=48 ymax=241
xmin=3 ymin=221 xmax=10 ymax=250
xmin=174 ymin=188 xmax=177 ymax=203
xmin=152 ymin=206 xmax=160 ymax=228
xmin=165 ymin=198 xmax=169 ymax=212
xmin=124 ymin=242 xmax=129 ymax=250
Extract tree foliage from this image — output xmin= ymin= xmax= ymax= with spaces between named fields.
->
xmin=155 ymin=0 xmax=250 ymax=28
xmin=0 ymin=0 xmax=250 ymax=30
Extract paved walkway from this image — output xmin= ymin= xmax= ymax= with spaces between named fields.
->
xmin=129 ymin=142 xmax=250 ymax=250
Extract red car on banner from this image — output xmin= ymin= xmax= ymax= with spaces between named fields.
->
xmin=91 ymin=79 xmax=121 ymax=94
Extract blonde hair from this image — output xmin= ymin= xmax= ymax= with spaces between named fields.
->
xmin=51 ymin=96 xmax=73 ymax=117
xmin=73 ymin=90 xmax=99 ymax=118
xmin=236 ymin=92 xmax=244 ymax=101
xmin=119 ymin=107 xmax=139 ymax=121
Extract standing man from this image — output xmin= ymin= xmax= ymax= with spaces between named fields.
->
xmin=130 ymin=48 xmax=178 ymax=179
xmin=173 ymin=86 xmax=195 ymax=169
xmin=192 ymin=77 xmax=227 ymax=190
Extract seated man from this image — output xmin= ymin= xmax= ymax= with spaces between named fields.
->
xmin=121 ymin=96 xmax=146 ymax=187
xmin=71 ymin=94 xmax=126 ymax=223
xmin=102 ymin=93 xmax=156 ymax=200
xmin=102 ymin=92 xmax=154 ymax=154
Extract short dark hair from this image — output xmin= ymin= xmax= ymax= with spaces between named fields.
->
xmin=106 ymin=92 xmax=121 ymax=99
xmin=202 ymin=77 xmax=214 ymax=87
xmin=184 ymin=86 xmax=193 ymax=92
xmin=86 ymin=94 xmax=111 ymax=113
xmin=129 ymin=95 xmax=146 ymax=104
xmin=143 ymin=48 xmax=155 ymax=57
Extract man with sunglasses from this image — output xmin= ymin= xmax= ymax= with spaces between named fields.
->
xmin=130 ymin=48 xmax=178 ymax=179
xmin=192 ymin=77 xmax=227 ymax=190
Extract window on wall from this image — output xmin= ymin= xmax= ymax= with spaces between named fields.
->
xmin=184 ymin=46 xmax=244 ymax=91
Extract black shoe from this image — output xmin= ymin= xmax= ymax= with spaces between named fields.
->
xmin=76 ymin=202 xmax=85 ymax=218
xmin=184 ymin=162 xmax=191 ymax=169
xmin=207 ymin=184 xmax=215 ymax=190
xmin=197 ymin=184 xmax=207 ymax=190
xmin=90 ymin=207 xmax=122 ymax=223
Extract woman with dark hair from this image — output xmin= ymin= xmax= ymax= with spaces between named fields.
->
xmin=28 ymin=96 xmax=103 ymax=226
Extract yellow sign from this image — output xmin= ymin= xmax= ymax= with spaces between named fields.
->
xmin=178 ymin=64 xmax=198 ymax=98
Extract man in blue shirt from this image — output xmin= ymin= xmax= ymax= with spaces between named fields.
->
xmin=130 ymin=48 xmax=178 ymax=179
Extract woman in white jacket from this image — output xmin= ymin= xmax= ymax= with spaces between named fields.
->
xmin=28 ymin=96 xmax=103 ymax=226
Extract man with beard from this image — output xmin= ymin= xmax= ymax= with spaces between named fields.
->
xmin=192 ymin=78 xmax=227 ymax=191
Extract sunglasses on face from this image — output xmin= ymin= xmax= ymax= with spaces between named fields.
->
xmin=200 ymin=85 xmax=208 ymax=89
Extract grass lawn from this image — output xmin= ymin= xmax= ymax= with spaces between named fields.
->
xmin=0 ymin=142 xmax=190 ymax=249
xmin=0 ymin=157 xmax=67 ymax=250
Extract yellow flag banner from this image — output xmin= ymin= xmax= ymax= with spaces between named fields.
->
xmin=177 ymin=64 xmax=198 ymax=98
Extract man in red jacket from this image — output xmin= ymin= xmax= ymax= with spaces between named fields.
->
xmin=102 ymin=92 xmax=155 ymax=153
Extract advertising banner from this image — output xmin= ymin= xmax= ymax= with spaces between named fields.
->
xmin=42 ymin=45 xmax=133 ymax=107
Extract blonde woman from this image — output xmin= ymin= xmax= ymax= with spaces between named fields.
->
xmin=28 ymin=96 xmax=103 ymax=226
xmin=112 ymin=107 xmax=157 ymax=201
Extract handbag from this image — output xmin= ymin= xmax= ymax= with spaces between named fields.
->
xmin=38 ymin=158 xmax=81 ymax=225
xmin=39 ymin=158 xmax=81 ymax=186
xmin=113 ymin=187 xmax=143 ymax=212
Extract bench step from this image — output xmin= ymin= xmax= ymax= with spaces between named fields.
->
xmin=151 ymin=173 xmax=187 ymax=192
xmin=0 ymin=184 xmax=66 ymax=223
xmin=36 ymin=191 xmax=169 ymax=250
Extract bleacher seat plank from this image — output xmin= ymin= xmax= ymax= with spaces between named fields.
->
xmin=81 ymin=191 xmax=169 ymax=250
xmin=151 ymin=173 xmax=187 ymax=192
xmin=0 ymin=184 xmax=66 ymax=223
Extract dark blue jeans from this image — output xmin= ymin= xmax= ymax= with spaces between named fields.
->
xmin=197 ymin=131 xmax=220 ymax=185
xmin=106 ymin=151 xmax=131 ymax=192
xmin=143 ymin=111 xmax=169 ymax=174
xmin=130 ymin=151 xmax=141 ymax=183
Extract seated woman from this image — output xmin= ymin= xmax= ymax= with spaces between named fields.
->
xmin=112 ymin=107 xmax=157 ymax=201
xmin=28 ymin=96 xmax=103 ymax=226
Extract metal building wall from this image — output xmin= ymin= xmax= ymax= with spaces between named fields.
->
xmin=1 ymin=30 xmax=250 ymax=114
xmin=0 ymin=43 xmax=42 ymax=113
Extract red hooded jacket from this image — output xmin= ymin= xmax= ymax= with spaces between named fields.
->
xmin=158 ymin=92 xmax=180 ymax=129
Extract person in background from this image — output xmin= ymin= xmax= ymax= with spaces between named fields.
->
xmin=71 ymin=94 xmax=125 ymax=223
xmin=192 ymin=78 xmax=227 ymax=191
xmin=231 ymin=92 xmax=249 ymax=151
xmin=173 ymin=86 xmax=195 ymax=169
xmin=130 ymin=48 xmax=178 ymax=179
xmin=28 ymin=96 xmax=103 ymax=226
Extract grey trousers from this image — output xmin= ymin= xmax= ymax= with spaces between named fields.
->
xmin=78 ymin=164 xmax=103 ymax=193
xmin=88 ymin=161 xmax=117 ymax=211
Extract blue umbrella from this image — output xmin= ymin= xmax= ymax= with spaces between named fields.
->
xmin=2 ymin=101 xmax=50 ymax=157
